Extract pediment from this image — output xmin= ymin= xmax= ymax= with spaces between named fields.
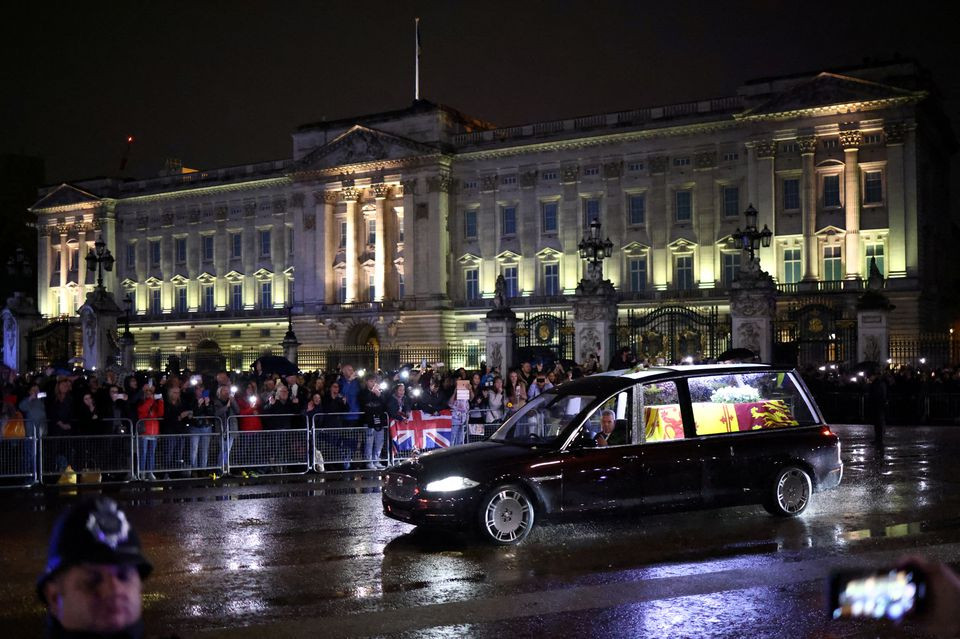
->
xmin=170 ymin=274 xmax=189 ymax=285
xmin=30 ymin=184 xmax=102 ymax=211
xmin=458 ymin=252 xmax=481 ymax=265
xmin=495 ymin=250 xmax=521 ymax=262
xmin=197 ymin=272 xmax=216 ymax=283
xmin=816 ymin=224 xmax=847 ymax=236
xmin=253 ymin=268 xmax=273 ymax=279
xmin=739 ymin=72 xmax=923 ymax=119
xmin=622 ymin=241 xmax=651 ymax=254
xmin=536 ymin=246 xmax=563 ymax=259
xmin=224 ymin=270 xmax=244 ymax=281
xmin=668 ymin=229 xmax=698 ymax=248
xmin=295 ymin=125 xmax=439 ymax=171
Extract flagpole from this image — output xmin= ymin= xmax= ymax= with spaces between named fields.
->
xmin=415 ymin=17 xmax=421 ymax=101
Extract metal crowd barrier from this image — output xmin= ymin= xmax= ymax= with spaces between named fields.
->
xmin=39 ymin=418 xmax=136 ymax=483
xmin=1 ymin=408 xmax=507 ymax=487
xmin=311 ymin=412 xmax=389 ymax=472
xmin=226 ymin=413 xmax=311 ymax=476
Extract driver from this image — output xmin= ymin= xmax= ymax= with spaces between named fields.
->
xmin=594 ymin=409 xmax=625 ymax=446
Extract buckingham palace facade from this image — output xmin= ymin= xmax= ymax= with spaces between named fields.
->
xmin=24 ymin=60 xmax=958 ymax=369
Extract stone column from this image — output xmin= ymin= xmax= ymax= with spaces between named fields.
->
xmin=798 ymin=136 xmax=819 ymax=281
xmin=840 ymin=129 xmax=862 ymax=280
xmin=320 ymin=190 xmax=338 ymax=304
xmin=573 ymin=291 xmax=618 ymax=371
xmin=37 ymin=227 xmax=50 ymax=317
xmin=77 ymin=288 xmax=123 ymax=372
xmin=58 ymin=227 xmax=69 ymax=315
xmin=730 ymin=260 xmax=777 ymax=363
xmin=884 ymin=123 xmax=907 ymax=278
xmin=77 ymin=224 xmax=88 ymax=290
xmin=400 ymin=179 xmax=417 ymax=300
xmin=754 ymin=141 xmax=777 ymax=269
xmin=2 ymin=293 xmax=41 ymax=373
xmin=342 ymin=187 xmax=360 ymax=303
xmin=373 ymin=183 xmax=389 ymax=301
xmin=485 ymin=307 xmax=517 ymax=374
xmin=857 ymin=306 xmax=890 ymax=364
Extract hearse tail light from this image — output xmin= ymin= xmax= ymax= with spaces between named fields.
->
xmin=821 ymin=427 xmax=834 ymax=437
xmin=424 ymin=476 xmax=480 ymax=492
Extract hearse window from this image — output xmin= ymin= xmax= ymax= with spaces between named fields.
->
xmin=639 ymin=381 xmax=684 ymax=443
xmin=687 ymin=371 xmax=816 ymax=436
xmin=490 ymin=392 xmax=596 ymax=445
xmin=583 ymin=390 xmax=633 ymax=445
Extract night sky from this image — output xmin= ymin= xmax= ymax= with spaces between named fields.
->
xmin=3 ymin=1 xmax=958 ymax=186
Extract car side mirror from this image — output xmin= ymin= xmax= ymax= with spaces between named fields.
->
xmin=572 ymin=429 xmax=597 ymax=449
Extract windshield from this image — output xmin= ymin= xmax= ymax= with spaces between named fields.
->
xmin=490 ymin=391 xmax=596 ymax=445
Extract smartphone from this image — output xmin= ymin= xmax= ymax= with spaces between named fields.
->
xmin=202 ymin=390 xmax=210 ymax=399
xmin=154 ymin=393 xmax=163 ymax=400
xmin=829 ymin=567 xmax=927 ymax=621
xmin=36 ymin=391 xmax=47 ymax=399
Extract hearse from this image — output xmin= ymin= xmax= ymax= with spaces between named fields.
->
xmin=382 ymin=365 xmax=842 ymax=544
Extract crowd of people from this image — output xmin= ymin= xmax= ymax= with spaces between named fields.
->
xmin=4 ymin=348 xmax=959 ymax=481
xmin=0 ymin=353 xmax=609 ymax=479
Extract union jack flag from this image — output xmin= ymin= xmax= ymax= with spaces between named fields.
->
xmin=390 ymin=410 xmax=453 ymax=451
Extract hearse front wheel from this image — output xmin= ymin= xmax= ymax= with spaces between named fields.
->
xmin=478 ymin=484 xmax=535 ymax=545
xmin=763 ymin=466 xmax=812 ymax=517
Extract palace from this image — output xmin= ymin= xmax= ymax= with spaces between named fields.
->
xmin=22 ymin=59 xmax=958 ymax=371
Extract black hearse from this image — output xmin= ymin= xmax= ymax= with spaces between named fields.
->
xmin=382 ymin=365 xmax=842 ymax=544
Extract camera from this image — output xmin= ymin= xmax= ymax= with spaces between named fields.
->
xmin=828 ymin=566 xmax=927 ymax=621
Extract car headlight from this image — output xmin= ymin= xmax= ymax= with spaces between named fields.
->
xmin=424 ymin=476 xmax=480 ymax=492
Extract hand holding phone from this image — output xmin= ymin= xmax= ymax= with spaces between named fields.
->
xmin=829 ymin=566 xmax=927 ymax=621
xmin=36 ymin=391 xmax=47 ymax=399
xmin=154 ymin=393 xmax=163 ymax=400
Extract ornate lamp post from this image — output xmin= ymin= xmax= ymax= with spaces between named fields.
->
xmin=121 ymin=294 xmax=133 ymax=338
xmin=85 ymin=235 xmax=115 ymax=289
xmin=578 ymin=219 xmax=613 ymax=282
xmin=729 ymin=204 xmax=772 ymax=264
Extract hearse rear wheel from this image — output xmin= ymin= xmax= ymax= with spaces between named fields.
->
xmin=478 ymin=483 xmax=535 ymax=545
xmin=763 ymin=466 xmax=812 ymax=517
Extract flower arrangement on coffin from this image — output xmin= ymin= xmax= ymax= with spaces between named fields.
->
xmin=710 ymin=385 xmax=761 ymax=404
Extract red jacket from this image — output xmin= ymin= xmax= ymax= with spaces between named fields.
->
xmin=137 ymin=396 xmax=164 ymax=436
xmin=236 ymin=397 xmax=262 ymax=431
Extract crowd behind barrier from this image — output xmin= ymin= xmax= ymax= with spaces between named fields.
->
xmin=2 ymin=351 xmax=958 ymax=486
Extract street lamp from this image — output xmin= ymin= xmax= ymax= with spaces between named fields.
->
xmin=729 ymin=204 xmax=772 ymax=263
xmin=578 ymin=219 xmax=613 ymax=266
xmin=121 ymin=293 xmax=133 ymax=338
xmin=85 ymin=235 xmax=115 ymax=289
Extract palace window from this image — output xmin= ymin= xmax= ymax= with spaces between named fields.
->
xmin=465 ymin=209 xmax=478 ymax=239
xmin=583 ymin=166 xmax=600 ymax=177
xmin=53 ymin=248 xmax=61 ymax=274
xmin=259 ymin=230 xmax=271 ymax=258
xmin=722 ymin=152 xmax=739 ymax=162
xmin=865 ymin=243 xmax=885 ymax=276
xmin=823 ymin=246 xmax=842 ymax=281
xmin=675 ymin=190 xmax=692 ymax=222
xmin=583 ymin=198 xmax=600 ymax=228
xmin=722 ymin=252 xmax=739 ymax=286
xmin=783 ymin=178 xmax=800 ymax=211
xmin=673 ymin=157 xmax=691 ymax=167
xmin=367 ymin=219 xmax=376 ymax=245
xmin=126 ymin=290 xmax=137 ymax=314
xmin=175 ymin=287 xmax=188 ymax=313
xmin=398 ymin=272 xmax=405 ymax=298
xmin=823 ymin=174 xmax=841 ymax=207
xmin=542 ymin=201 xmax=558 ymax=233
xmin=544 ymin=263 xmax=560 ymax=296
xmin=259 ymin=280 xmax=272 ymax=309
xmin=465 ymin=268 xmax=479 ymax=301
xmin=202 ymin=236 xmax=214 ymax=262
xmin=126 ymin=243 xmax=136 ymax=269
xmin=338 ymin=276 xmax=347 ymax=303
xmin=69 ymin=246 xmax=79 ymax=273
xmin=503 ymin=266 xmax=519 ymax=298
xmin=368 ymin=273 xmax=375 ymax=301
xmin=175 ymin=237 xmax=187 ymax=264
xmin=397 ymin=213 xmax=404 ymax=243
xmin=627 ymin=161 xmax=644 ymax=172
xmin=541 ymin=170 xmax=558 ymax=181
xmin=150 ymin=288 xmax=161 ymax=315
xmin=864 ymin=171 xmax=883 ymax=204
xmin=628 ymin=194 xmax=646 ymax=225
xmin=201 ymin=284 xmax=214 ymax=312
xmin=723 ymin=186 xmax=740 ymax=218
xmin=784 ymin=248 xmax=802 ymax=284
xmin=150 ymin=241 xmax=161 ymax=267
xmin=339 ymin=221 xmax=347 ymax=249
xmin=231 ymin=283 xmax=243 ymax=310
xmin=231 ymin=233 xmax=242 ymax=259
xmin=675 ymin=255 xmax=694 ymax=290
xmin=629 ymin=257 xmax=647 ymax=292
xmin=501 ymin=206 xmax=517 ymax=236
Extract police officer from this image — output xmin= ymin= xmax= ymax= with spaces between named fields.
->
xmin=37 ymin=496 xmax=152 ymax=638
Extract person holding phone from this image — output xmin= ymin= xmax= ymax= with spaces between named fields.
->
xmin=160 ymin=385 xmax=192 ymax=477
xmin=136 ymin=381 xmax=163 ymax=481
xmin=18 ymin=383 xmax=47 ymax=476
xmin=187 ymin=384 xmax=215 ymax=475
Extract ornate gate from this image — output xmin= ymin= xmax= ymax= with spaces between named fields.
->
xmin=773 ymin=303 xmax=857 ymax=367
xmin=513 ymin=312 xmax=574 ymax=363
xmin=27 ymin=318 xmax=80 ymax=370
xmin=616 ymin=306 xmax=727 ymax=364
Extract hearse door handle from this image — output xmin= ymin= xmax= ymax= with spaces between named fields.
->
xmin=623 ymin=455 xmax=640 ymax=461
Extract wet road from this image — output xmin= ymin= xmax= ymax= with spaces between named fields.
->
xmin=3 ymin=424 xmax=960 ymax=638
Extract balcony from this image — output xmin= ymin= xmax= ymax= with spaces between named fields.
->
xmin=129 ymin=306 xmax=288 ymax=323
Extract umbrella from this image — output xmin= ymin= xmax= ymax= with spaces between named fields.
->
xmin=717 ymin=348 xmax=758 ymax=363
xmin=253 ymin=355 xmax=298 ymax=376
